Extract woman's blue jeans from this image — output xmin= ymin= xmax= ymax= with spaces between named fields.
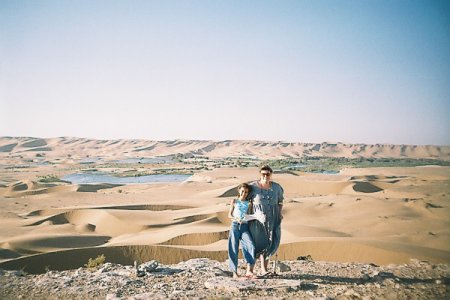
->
xmin=228 ymin=222 xmax=255 ymax=272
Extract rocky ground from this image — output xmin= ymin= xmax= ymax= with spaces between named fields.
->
xmin=0 ymin=258 xmax=449 ymax=299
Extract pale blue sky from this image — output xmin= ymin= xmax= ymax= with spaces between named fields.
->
xmin=1 ymin=0 xmax=449 ymax=145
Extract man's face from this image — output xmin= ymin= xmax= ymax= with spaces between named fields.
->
xmin=260 ymin=171 xmax=272 ymax=183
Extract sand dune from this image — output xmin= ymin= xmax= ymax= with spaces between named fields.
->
xmin=75 ymin=183 xmax=124 ymax=192
xmin=1 ymin=137 xmax=449 ymax=160
xmin=0 ymin=140 xmax=448 ymax=273
xmin=1 ymin=236 xmax=448 ymax=275
xmin=351 ymin=181 xmax=384 ymax=193
xmin=159 ymin=231 xmax=229 ymax=246
xmin=1 ymin=234 xmax=110 ymax=254
xmin=1 ymin=180 xmax=76 ymax=198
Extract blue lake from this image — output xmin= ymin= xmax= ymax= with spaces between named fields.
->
xmin=61 ymin=173 xmax=191 ymax=184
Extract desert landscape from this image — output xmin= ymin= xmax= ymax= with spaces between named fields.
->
xmin=0 ymin=137 xmax=449 ymax=299
xmin=0 ymin=137 xmax=448 ymax=276
xmin=3 ymin=0 xmax=449 ymax=297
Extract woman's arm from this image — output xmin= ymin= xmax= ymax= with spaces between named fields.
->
xmin=228 ymin=199 xmax=235 ymax=219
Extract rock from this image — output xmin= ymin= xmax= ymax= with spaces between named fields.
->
xmin=275 ymin=261 xmax=291 ymax=272
xmin=97 ymin=262 xmax=113 ymax=273
xmin=383 ymin=278 xmax=396 ymax=286
xmin=212 ymin=266 xmax=228 ymax=276
xmin=205 ymin=277 xmax=238 ymax=292
xmin=299 ymin=282 xmax=319 ymax=291
xmin=105 ymin=293 xmax=120 ymax=300
xmin=12 ymin=270 xmax=26 ymax=277
xmin=205 ymin=276 xmax=302 ymax=292
xmin=297 ymin=255 xmax=313 ymax=261
xmin=344 ymin=288 xmax=361 ymax=298
xmin=409 ymin=259 xmax=421 ymax=265
xmin=134 ymin=261 xmax=146 ymax=277
xmin=140 ymin=260 xmax=159 ymax=272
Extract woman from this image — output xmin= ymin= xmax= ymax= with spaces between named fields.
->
xmin=248 ymin=165 xmax=284 ymax=276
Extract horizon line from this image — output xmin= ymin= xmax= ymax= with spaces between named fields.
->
xmin=1 ymin=136 xmax=449 ymax=147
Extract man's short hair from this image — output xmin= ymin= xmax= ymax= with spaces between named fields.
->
xmin=260 ymin=165 xmax=273 ymax=173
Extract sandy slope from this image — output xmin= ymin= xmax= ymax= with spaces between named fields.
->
xmin=0 ymin=160 xmax=448 ymax=273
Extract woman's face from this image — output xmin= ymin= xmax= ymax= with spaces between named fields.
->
xmin=238 ymin=187 xmax=249 ymax=199
xmin=260 ymin=170 xmax=272 ymax=184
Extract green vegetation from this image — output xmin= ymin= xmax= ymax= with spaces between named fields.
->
xmin=85 ymin=254 xmax=106 ymax=269
xmin=264 ymin=157 xmax=450 ymax=173
xmin=41 ymin=155 xmax=449 ymax=179
xmin=37 ymin=174 xmax=69 ymax=183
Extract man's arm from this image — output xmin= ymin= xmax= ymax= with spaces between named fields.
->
xmin=278 ymin=203 xmax=283 ymax=220
xmin=278 ymin=184 xmax=284 ymax=220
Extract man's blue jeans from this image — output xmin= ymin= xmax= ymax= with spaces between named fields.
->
xmin=228 ymin=222 xmax=255 ymax=272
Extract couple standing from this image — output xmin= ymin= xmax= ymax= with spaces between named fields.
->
xmin=227 ymin=165 xmax=284 ymax=279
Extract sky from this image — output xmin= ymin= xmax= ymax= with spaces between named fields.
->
xmin=0 ymin=0 xmax=449 ymax=145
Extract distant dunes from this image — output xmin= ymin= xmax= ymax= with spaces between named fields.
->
xmin=0 ymin=137 xmax=449 ymax=160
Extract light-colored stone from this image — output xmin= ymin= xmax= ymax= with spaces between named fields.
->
xmin=140 ymin=260 xmax=159 ymax=272
xmin=275 ymin=261 xmax=291 ymax=272
xmin=105 ymin=293 xmax=120 ymax=300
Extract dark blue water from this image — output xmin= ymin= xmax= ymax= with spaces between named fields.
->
xmin=61 ymin=173 xmax=191 ymax=184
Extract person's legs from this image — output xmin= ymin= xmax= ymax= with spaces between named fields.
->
xmin=228 ymin=223 xmax=241 ymax=278
xmin=260 ymin=226 xmax=277 ymax=275
xmin=246 ymin=263 xmax=256 ymax=278
xmin=267 ymin=225 xmax=281 ymax=257
xmin=240 ymin=225 xmax=255 ymax=276
xmin=260 ymin=255 xmax=270 ymax=275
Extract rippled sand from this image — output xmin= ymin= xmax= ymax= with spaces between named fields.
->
xmin=0 ymin=163 xmax=449 ymax=273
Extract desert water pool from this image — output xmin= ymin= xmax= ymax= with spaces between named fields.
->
xmin=62 ymin=173 xmax=191 ymax=184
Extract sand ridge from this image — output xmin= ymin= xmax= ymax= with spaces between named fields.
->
xmin=1 ymin=137 xmax=449 ymax=161
xmin=0 ymin=161 xmax=449 ymax=273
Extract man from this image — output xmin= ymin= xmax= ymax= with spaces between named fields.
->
xmin=248 ymin=165 xmax=284 ymax=276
